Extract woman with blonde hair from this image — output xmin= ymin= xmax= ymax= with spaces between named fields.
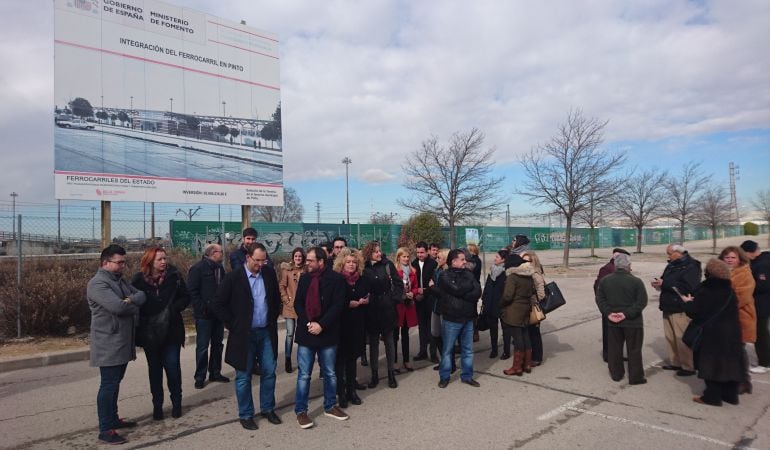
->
xmin=719 ymin=246 xmax=757 ymax=394
xmin=279 ymin=247 xmax=305 ymax=373
xmin=131 ymin=246 xmax=190 ymax=420
xmin=333 ymin=248 xmax=370 ymax=406
xmin=522 ymin=251 xmax=546 ymax=367
xmin=393 ymin=247 xmax=419 ymax=372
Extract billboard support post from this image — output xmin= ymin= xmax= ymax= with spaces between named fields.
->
xmin=101 ymin=201 xmax=111 ymax=249
xmin=241 ymin=205 xmax=251 ymax=230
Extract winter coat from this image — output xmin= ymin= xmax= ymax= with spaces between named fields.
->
xmin=412 ymin=257 xmax=438 ymax=309
xmin=278 ymin=262 xmax=303 ymax=319
xmin=87 ymin=268 xmax=147 ymax=367
xmin=131 ymin=266 xmax=191 ymax=348
xmin=594 ymin=259 xmax=615 ymax=293
xmin=395 ymin=266 xmax=419 ymax=328
xmin=684 ymin=277 xmax=743 ymax=382
xmin=658 ymin=254 xmax=702 ymax=314
xmin=338 ymin=274 xmax=371 ymax=358
xmin=211 ymin=265 xmax=282 ymax=371
xmin=732 ymin=263 xmax=757 ymax=343
xmin=187 ymin=256 xmax=225 ymax=320
xmin=481 ymin=265 xmax=506 ymax=318
xmin=363 ymin=258 xmax=404 ymax=333
xmin=437 ymin=267 xmax=482 ymax=323
xmin=500 ymin=264 xmax=535 ymax=327
xmin=750 ymin=251 xmax=770 ymax=318
xmin=294 ymin=268 xmax=346 ymax=348
xmin=595 ymin=269 xmax=648 ymax=328
xmin=468 ymin=254 xmax=483 ymax=283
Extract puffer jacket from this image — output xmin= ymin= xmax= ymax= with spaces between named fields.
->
xmin=279 ymin=262 xmax=304 ymax=319
xmin=500 ymin=264 xmax=535 ymax=327
xmin=437 ymin=267 xmax=481 ymax=323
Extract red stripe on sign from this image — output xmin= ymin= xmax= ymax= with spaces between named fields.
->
xmin=207 ymin=20 xmax=279 ymax=43
xmin=209 ymin=39 xmax=279 ymax=60
xmin=54 ymin=39 xmax=279 ymax=91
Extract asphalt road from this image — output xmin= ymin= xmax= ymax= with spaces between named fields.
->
xmin=2 ymin=236 xmax=769 ymax=449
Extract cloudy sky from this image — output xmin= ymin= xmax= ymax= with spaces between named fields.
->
xmin=1 ymin=0 xmax=769 ymax=230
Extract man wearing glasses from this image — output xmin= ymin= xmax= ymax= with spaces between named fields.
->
xmin=188 ymin=243 xmax=229 ymax=389
xmin=87 ymin=244 xmax=147 ymax=445
xmin=212 ymin=243 xmax=283 ymax=430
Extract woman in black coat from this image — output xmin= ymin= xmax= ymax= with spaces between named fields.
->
xmin=362 ymin=241 xmax=403 ymax=389
xmin=683 ymin=258 xmax=744 ymax=406
xmin=481 ymin=249 xmax=508 ymax=358
xmin=131 ymin=247 xmax=190 ymax=420
xmin=333 ymin=248 xmax=371 ymax=407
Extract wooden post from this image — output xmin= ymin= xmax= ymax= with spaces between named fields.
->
xmin=101 ymin=201 xmax=111 ymax=248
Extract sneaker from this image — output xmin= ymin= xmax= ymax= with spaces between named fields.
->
xmin=324 ymin=406 xmax=350 ymax=421
xmin=115 ymin=418 xmax=137 ymax=429
xmin=297 ymin=412 xmax=314 ymax=429
xmin=750 ymin=365 xmax=769 ymax=374
xmin=98 ymin=430 xmax=127 ymax=445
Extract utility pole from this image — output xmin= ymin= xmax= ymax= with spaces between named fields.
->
xmin=169 ymin=97 xmax=173 ymax=113
xmin=10 ymin=191 xmax=18 ymax=239
xmin=342 ymin=157 xmax=352 ymax=225
xmin=143 ymin=202 xmax=146 ymax=239
xmin=57 ymin=199 xmax=61 ymax=245
xmin=91 ymin=206 xmax=96 ymax=241
xmin=315 ymin=202 xmax=321 ymax=223
xmin=729 ymin=162 xmax=740 ymax=224
xmin=151 ymin=202 xmax=156 ymax=239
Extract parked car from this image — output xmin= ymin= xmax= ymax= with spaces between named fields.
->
xmin=56 ymin=118 xmax=95 ymax=130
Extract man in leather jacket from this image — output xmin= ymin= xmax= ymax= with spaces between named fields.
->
xmin=436 ymin=249 xmax=482 ymax=388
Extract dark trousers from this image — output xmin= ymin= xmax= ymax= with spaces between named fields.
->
xmin=510 ymin=325 xmax=531 ymax=351
xmin=334 ymin=355 xmax=358 ymax=392
xmin=701 ymin=380 xmax=739 ymax=406
xmin=194 ymin=317 xmax=225 ymax=382
xmin=756 ymin=315 xmax=770 ymax=367
xmin=528 ymin=325 xmax=543 ymax=362
xmin=97 ymin=363 xmax=128 ymax=432
xmin=607 ymin=326 xmax=644 ymax=383
xmin=489 ymin=316 xmax=499 ymax=351
xmin=393 ymin=326 xmax=411 ymax=363
xmin=416 ymin=299 xmax=434 ymax=356
xmin=501 ymin=320 xmax=512 ymax=355
xmin=601 ymin=315 xmax=609 ymax=361
xmin=144 ymin=343 xmax=182 ymax=408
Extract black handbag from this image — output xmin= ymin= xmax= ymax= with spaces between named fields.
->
xmin=137 ymin=304 xmax=170 ymax=349
xmin=540 ymin=281 xmax=566 ymax=314
xmin=682 ymin=293 xmax=732 ymax=350
xmin=477 ymin=311 xmax=490 ymax=331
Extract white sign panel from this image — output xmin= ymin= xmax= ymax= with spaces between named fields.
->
xmin=54 ymin=0 xmax=283 ymax=205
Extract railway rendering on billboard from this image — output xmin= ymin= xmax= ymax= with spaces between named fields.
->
xmin=54 ymin=0 xmax=283 ymax=205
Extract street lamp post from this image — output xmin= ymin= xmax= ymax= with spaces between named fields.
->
xmin=10 ymin=192 xmax=18 ymax=239
xmin=342 ymin=157 xmax=352 ymax=225
xmin=222 ymin=101 xmax=226 ymax=117
xmin=130 ymin=95 xmax=133 ymax=111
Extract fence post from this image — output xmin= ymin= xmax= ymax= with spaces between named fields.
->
xmin=16 ymin=214 xmax=22 ymax=338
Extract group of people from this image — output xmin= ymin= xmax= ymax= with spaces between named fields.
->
xmin=594 ymin=240 xmax=770 ymax=407
xmin=86 ymin=230 xmax=553 ymax=444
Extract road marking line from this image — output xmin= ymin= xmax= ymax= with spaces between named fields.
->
xmin=565 ymin=406 xmax=757 ymax=449
xmin=537 ymin=397 xmax=588 ymax=421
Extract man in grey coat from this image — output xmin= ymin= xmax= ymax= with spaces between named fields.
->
xmin=87 ymin=244 xmax=146 ymax=445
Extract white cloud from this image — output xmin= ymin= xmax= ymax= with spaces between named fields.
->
xmin=359 ymin=168 xmax=396 ymax=184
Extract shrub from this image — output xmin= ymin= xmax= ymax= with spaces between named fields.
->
xmin=744 ymin=222 xmax=759 ymax=236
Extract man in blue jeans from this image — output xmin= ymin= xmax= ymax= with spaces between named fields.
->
xmin=212 ymin=243 xmax=283 ymax=430
xmin=437 ymin=249 xmax=482 ymax=388
xmin=293 ymin=247 xmax=348 ymax=428
xmin=87 ymin=244 xmax=147 ymax=445
xmin=188 ymin=243 xmax=229 ymax=389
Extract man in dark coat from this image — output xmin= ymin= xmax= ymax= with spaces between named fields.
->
xmin=293 ymin=247 xmax=348 ymax=429
xmin=412 ymin=241 xmax=438 ymax=361
xmin=651 ymin=244 xmax=702 ymax=376
xmin=742 ymin=240 xmax=770 ymax=372
xmin=596 ymin=253 xmax=648 ymax=385
xmin=188 ymin=243 xmax=229 ymax=389
xmin=594 ymin=248 xmax=631 ymax=362
xmin=211 ymin=243 xmax=282 ymax=431
xmin=229 ymin=227 xmax=273 ymax=271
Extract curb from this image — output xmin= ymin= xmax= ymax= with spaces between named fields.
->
xmin=0 ymin=333 xmax=200 ymax=374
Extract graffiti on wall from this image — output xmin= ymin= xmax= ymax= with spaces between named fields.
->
xmin=259 ymin=230 xmax=336 ymax=254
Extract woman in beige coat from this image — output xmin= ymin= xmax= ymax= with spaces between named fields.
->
xmin=522 ymin=251 xmax=546 ymax=367
xmin=279 ymin=247 xmax=305 ymax=373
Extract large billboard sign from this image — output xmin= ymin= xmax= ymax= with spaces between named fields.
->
xmin=54 ymin=0 xmax=283 ymax=205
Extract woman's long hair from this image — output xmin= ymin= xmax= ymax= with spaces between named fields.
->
xmin=139 ymin=246 xmax=166 ymax=277
xmin=719 ymin=246 xmax=750 ymax=266
xmin=290 ymin=247 xmax=307 ymax=267
xmin=361 ymin=241 xmax=380 ymax=263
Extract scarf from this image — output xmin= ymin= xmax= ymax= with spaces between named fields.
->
xmin=306 ymin=267 xmax=324 ymax=322
xmin=144 ymin=270 xmax=166 ymax=297
xmin=489 ymin=264 xmax=505 ymax=281
xmin=343 ymin=270 xmax=360 ymax=286
xmin=400 ymin=263 xmax=411 ymax=283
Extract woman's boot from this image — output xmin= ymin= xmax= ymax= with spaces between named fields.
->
xmin=387 ymin=370 xmax=398 ymax=388
xmin=347 ymin=386 xmax=362 ymax=405
xmin=504 ymin=351 xmax=524 ymax=376
xmin=523 ymin=350 xmax=533 ymax=374
xmin=368 ymin=369 xmax=379 ymax=388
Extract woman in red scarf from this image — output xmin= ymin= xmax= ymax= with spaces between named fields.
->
xmin=394 ymin=247 xmax=419 ymax=372
xmin=333 ymin=248 xmax=371 ymax=407
xmin=131 ymin=246 xmax=190 ymax=420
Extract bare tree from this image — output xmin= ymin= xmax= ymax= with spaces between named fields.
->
xmin=519 ymin=109 xmax=625 ymax=266
xmin=693 ymin=183 xmax=732 ymax=254
xmin=252 ymin=187 xmax=304 ymax=223
xmin=370 ymin=212 xmax=396 ymax=225
xmin=662 ymin=162 xmax=712 ymax=244
xmin=751 ymin=188 xmax=770 ymax=247
xmin=613 ymin=168 xmax=668 ymax=253
xmin=576 ymin=192 xmax=611 ymax=258
xmin=398 ymin=128 xmax=505 ymax=246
